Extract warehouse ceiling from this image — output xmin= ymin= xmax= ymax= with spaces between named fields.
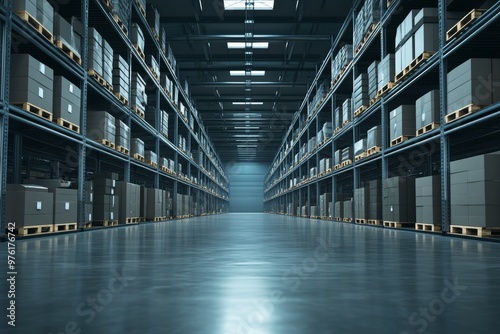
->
xmin=149 ymin=0 xmax=351 ymax=163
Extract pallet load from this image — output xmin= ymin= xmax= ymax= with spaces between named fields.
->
xmin=367 ymin=179 xmax=382 ymax=224
xmin=131 ymin=23 xmax=145 ymax=59
xmin=334 ymin=107 xmax=342 ymax=131
xmin=354 ymin=139 xmax=367 ymax=161
xmin=343 ymin=199 xmax=353 ymax=222
xmin=112 ymin=54 xmax=129 ymax=104
xmin=53 ymin=76 xmax=81 ymax=132
xmin=331 ymin=44 xmax=353 ymax=85
xmin=147 ymin=55 xmax=159 ymax=80
xmin=354 ymin=0 xmax=381 ymax=53
xmin=160 ymin=27 xmax=167 ymax=54
xmin=450 ymin=153 xmax=500 ymax=237
xmin=366 ymin=125 xmax=382 ymax=155
xmin=13 ymin=0 xmax=54 ymax=42
xmin=6 ymin=184 xmax=54 ymax=235
xmin=10 ymin=54 xmax=54 ymax=120
xmin=145 ymin=150 xmax=158 ymax=167
xmin=131 ymin=138 xmax=145 ymax=161
xmin=353 ymin=73 xmax=369 ymax=115
xmin=102 ymin=39 xmax=113 ymax=88
xmin=87 ymin=111 xmax=116 ymax=149
xmin=88 ymin=28 xmax=103 ymax=78
xmin=115 ymin=119 xmax=130 ymax=154
xmin=395 ymin=8 xmax=439 ymax=81
xmin=53 ymin=13 xmax=81 ymax=64
xmin=383 ymin=176 xmax=416 ymax=227
xmin=446 ymin=58 xmax=500 ymax=123
xmin=111 ymin=0 xmax=131 ymax=34
xmin=146 ymin=4 xmax=160 ymax=39
xmin=415 ymin=175 xmax=442 ymax=231
xmin=89 ymin=173 xmax=119 ymax=226
xmin=320 ymin=193 xmax=332 ymax=218
xmin=84 ymin=180 xmax=93 ymax=225
xmin=342 ymin=146 xmax=353 ymax=165
xmin=415 ymin=89 xmax=440 ymax=135
xmin=377 ymin=53 xmax=395 ymax=93
xmin=342 ymin=98 xmax=352 ymax=124
xmin=116 ymin=182 xmax=141 ymax=224
xmin=389 ymin=105 xmax=416 ymax=147
xmin=368 ymin=60 xmax=379 ymax=100
xmin=131 ymin=72 xmax=147 ymax=117
xmin=322 ymin=122 xmax=334 ymax=139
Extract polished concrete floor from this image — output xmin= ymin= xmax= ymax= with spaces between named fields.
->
xmin=1 ymin=213 xmax=499 ymax=334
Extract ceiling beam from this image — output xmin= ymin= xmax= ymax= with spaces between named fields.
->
xmin=189 ymin=82 xmax=308 ymax=87
xmin=176 ymin=54 xmax=323 ymax=62
xmin=168 ymin=34 xmax=332 ymax=41
xmin=161 ymin=17 xmax=345 ymax=24
xmin=179 ymin=65 xmax=315 ymax=71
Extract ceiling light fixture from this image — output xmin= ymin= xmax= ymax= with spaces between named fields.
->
xmin=224 ymin=0 xmax=274 ymax=10
xmin=228 ymin=42 xmax=268 ymax=49
xmin=235 ymin=126 xmax=260 ymax=129
xmin=233 ymin=102 xmax=264 ymax=105
xmin=230 ymin=70 xmax=265 ymax=76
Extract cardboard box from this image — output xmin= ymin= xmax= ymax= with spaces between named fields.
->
xmin=6 ymin=184 xmax=54 ymax=227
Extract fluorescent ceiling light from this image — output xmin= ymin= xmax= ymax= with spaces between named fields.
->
xmin=228 ymin=42 xmax=269 ymax=49
xmin=224 ymin=0 xmax=274 ymax=10
xmin=237 ymin=145 xmax=258 ymax=148
xmin=236 ymin=139 xmax=259 ymax=142
xmin=233 ymin=102 xmax=264 ymax=105
xmin=235 ymin=126 xmax=260 ymax=129
xmin=230 ymin=70 xmax=265 ymax=76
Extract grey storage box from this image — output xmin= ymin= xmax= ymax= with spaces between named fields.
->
xmin=416 ymin=90 xmax=440 ymax=131
xmin=6 ymin=184 xmax=54 ymax=227
xmin=87 ymin=111 xmax=116 ymax=144
xmin=53 ymin=76 xmax=81 ymax=125
xmin=367 ymin=125 xmax=382 ymax=148
xmin=115 ymin=119 xmax=130 ymax=149
xmin=49 ymin=188 xmax=77 ymax=224
xmin=389 ymin=105 xmax=416 ymax=142
xmin=354 ymin=139 xmax=367 ymax=157
xmin=131 ymin=138 xmax=145 ymax=157
xmin=377 ymin=53 xmax=395 ymax=90
xmin=342 ymin=147 xmax=353 ymax=162
xmin=116 ymin=182 xmax=141 ymax=224
xmin=416 ymin=175 xmax=441 ymax=225
xmin=343 ymin=200 xmax=353 ymax=219
xmin=146 ymin=4 xmax=160 ymax=36
xmin=383 ymin=176 xmax=416 ymax=223
xmin=131 ymin=23 xmax=145 ymax=52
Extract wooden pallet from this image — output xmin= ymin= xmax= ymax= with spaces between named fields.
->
xmin=343 ymin=218 xmax=353 ymax=223
xmin=112 ymin=14 xmax=128 ymax=36
xmin=366 ymin=146 xmax=382 ymax=156
xmin=54 ymin=223 xmax=78 ymax=232
xmin=386 ymin=0 xmax=393 ymax=8
xmin=446 ymin=9 xmax=486 ymax=41
xmin=12 ymin=102 xmax=53 ymax=121
xmin=449 ymin=225 xmax=500 ymax=238
xmin=133 ymin=153 xmax=145 ymax=162
xmin=161 ymin=131 xmax=168 ymax=139
xmin=102 ymin=0 xmax=113 ymax=12
xmin=331 ymin=61 xmax=351 ymax=87
xmin=355 ymin=23 xmax=378 ymax=55
xmin=97 ymin=138 xmax=115 ymax=149
xmin=125 ymin=217 xmax=140 ymax=224
xmin=355 ymin=218 xmax=366 ymax=224
xmin=132 ymin=106 xmax=145 ymax=119
xmin=85 ymin=220 xmax=118 ymax=228
xmin=133 ymin=43 xmax=146 ymax=61
xmin=147 ymin=160 xmax=158 ymax=168
xmin=384 ymin=221 xmax=415 ymax=228
xmin=340 ymin=159 xmax=352 ymax=168
xmin=355 ymin=152 xmax=367 ymax=161
xmin=54 ymin=118 xmax=80 ymax=133
xmin=149 ymin=67 xmax=159 ymax=81
xmin=15 ymin=11 xmax=53 ymax=43
xmin=390 ymin=135 xmax=413 ymax=147
xmin=14 ymin=224 xmax=53 ymax=236
xmin=114 ymin=92 xmax=129 ymax=105
xmin=371 ymin=81 xmax=394 ymax=105
xmin=342 ymin=120 xmax=351 ymax=127
xmin=88 ymin=69 xmax=113 ymax=93
xmin=416 ymin=122 xmax=440 ymax=136
xmin=367 ymin=219 xmax=383 ymax=226
xmin=334 ymin=164 xmax=342 ymax=170
xmin=152 ymin=30 xmax=160 ymax=42
xmin=135 ymin=0 xmax=147 ymax=18
xmin=416 ymin=223 xmax=441 ymax=232
xmin=354 ymin=105 xmax=368 ymax=118
xmin=54 ymin=40 xmax=82 ymax=66
xmin=116 ymin=146 xmax=130 ymax=155
xmin=445 ymin=104 xmax=481 ymax=124
xmin=395 ymin=51 xmax=436 ymax=84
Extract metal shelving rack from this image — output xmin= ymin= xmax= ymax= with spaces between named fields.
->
xmin=264 ymin=0 xmax=500 ymax=236
xmin=0 ymin=0 xmax=229 ymax=232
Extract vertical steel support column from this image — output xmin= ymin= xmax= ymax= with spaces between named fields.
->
xmin=12 ymin=132 xmax=22 ymax=184
xmin=439 ymin=0 xmax=449 ymax=234
xmin=77 ymin=0 xmax=89 ymax=228
xmin=1 ymin=0 xmax=12 ymax=233
xmin=380 ymin=6 xmax=388 ymax=224
xmin=173 ymin=113 xmax=179 ymax=217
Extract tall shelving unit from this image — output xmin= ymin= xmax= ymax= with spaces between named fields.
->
xmin=0 ymin=0 xmax=229 ymax=233
xmin=264 ymin=0 xmax=500 ymax=236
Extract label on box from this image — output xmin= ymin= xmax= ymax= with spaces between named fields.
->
xmin=88 ymin=213 xmax=92 ymax=221
xmin=39 ymin=87 xmax=44 ymax=98
xmin=110 ymin=212 xmax=114 ymax=220
xmin=36 ymin=201 xmax=42 ymax=210
xmin=65 ymin=202 xmax=70 ymax=210
xmin=422 ymin=113 xmax=426 ymax=123
xmin=68 ymin=104 xmax=73 ymax=114
xmin=39 ymin=63 xmax=45 ymax=74
xmin=391 ymin=206 xmax=394 ymax=212
xmin=112 ymin=180 xmax=116 ymax=187
xmin=69 ymin=84 xmax=74 ymax=93
xmin=90 ymin=193 xmax=93 ymax=202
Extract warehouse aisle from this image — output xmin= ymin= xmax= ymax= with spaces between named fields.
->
xmin=2 ymin=214 xmax=500 ymax=334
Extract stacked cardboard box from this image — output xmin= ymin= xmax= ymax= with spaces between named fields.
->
xmin=53 ymin=76 xmax=81 ymax=126
xmin=377 ymin=54 xmax=395 ymax=90
xmin=91 ymin=174 xmax=119 ymax=222
xmin=161 ymin=74 xmax=173 ymax=96
xmin=332 ymin=44 xmax=353 ymax=80
xmin=54 ymin=13 xmax=80 ymax=57
xmin=353 ymin=73 xmax=369 ymax=111
xmin=395 ymin=8 xmax=439 ymax=74
xmin=147 ymin=188 xmax=164 ymax=219
xmin=88 ymin=28 xmax=103 ymax=76
xmin=131 ymin=72 xmax=147 ymax=113
xmin=27 ymin=184 xmax=78 ymax=225
xmin=328 ymin=202 xmax=333 ymax=218
xmin=355 ymin=186 xmax=369 ymax=220
xmin=367 ymin=125 xmax=382 ymax=149
xmin=10 ymin=54 xmax=53 ymax=112
xmin=111 ymin=0 xmax=131 ymax=33
xmin=335 ymin=107 xmax=342 ymax=130
xmin=334 ymin=149 xmax=342 ymax=166
xmin=447 ymin=58 xmax=500 ymax=115
xmin=368 ymin=60 xmax=379 ymax=99
xmin=322 ymin=122 xmax=333 ymax=138
xmin=308 ymin=137 xmax=316 ymax=153
xmin=131 ymin=138 xmax=145 ymax=157
xmin=416 ymin=89 xmax=440 ymax=131
xmin=342 ymin=147 xmax=353 ymax=163
xmin=320 ymin=193 xmax=332 ymax=217
xmin=367 ymin=179 xmax=382 ymax=220
xmin=389 ymin=105 xmax=416 ymax=142
xmin=112 ymin=54 xmax=129 ymax=98
xmin=343 ymin=200 xmax=353 ymax=220
xmin=115 ymin=119 xmax=130 ymax=150
xmin=166 ymin=44 xmax=177 ymax=70
xmin=383 ymin=176 xmax=416 ymax=222
xmin=116 ymin=182 xmax=141 ymax=224
xmin=131 ymin=23 xmax=145 ymax=52
xmin=354 ymin=139 xmax=366 ymax=157
xmin=146 ymin=4 xmax=160 ymax=37
xmin=416 ymin=176 xmax=441 ymax=224
xmin=145 ymin=151 xmax=157 ymax=165
xmin=70 ymin=17 xmax=83 ymax=56
xmin=353 ymin=0 xmax=381 ymax=49
xmin=102 ymin=40 xmax=113 ymax=85
xmin=310 ymin=167 xmax=317 ymax=178
xmin=147 ymin=55 xmax=159 ymax=79
xmin=450 ymin=153 xmax=500 ymax=227
xmin=343 ymin=98 xmax=352 ymax=124
xmin=160 ymin=28 xmax=167 ymax=54
xmin=6 ymin=184 xmax=54 ymax=227
xmin=87 ymin=111 xmax=116 ymax=144
xmin=17 ymin=0 xmax=54 ymax=33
